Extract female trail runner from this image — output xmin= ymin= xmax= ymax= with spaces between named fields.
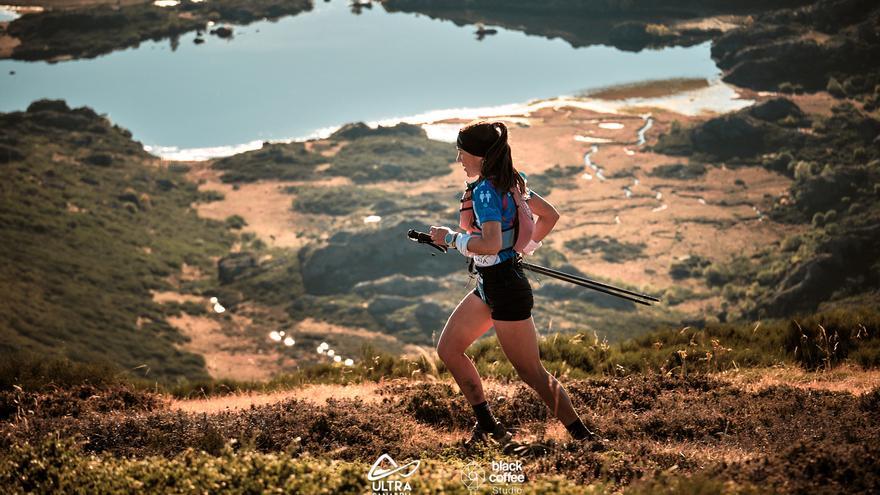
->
xmin=429 ymin=121 xmax=598 ymax=447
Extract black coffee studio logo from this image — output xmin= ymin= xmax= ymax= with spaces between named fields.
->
xmin=461 ymin=459 xmax=525 ymax=493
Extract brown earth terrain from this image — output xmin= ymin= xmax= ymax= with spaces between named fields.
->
xmin=3 ymin=370 xmax=878 ymax=493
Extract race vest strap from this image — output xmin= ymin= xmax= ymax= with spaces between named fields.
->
xmin=500 ymin=227 xmax=515 ymax=250
xmin=459 ymin=178 xmax=534 ymax=252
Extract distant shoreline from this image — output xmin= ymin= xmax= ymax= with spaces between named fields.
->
xmin=146 ymin=77 xmax=752 ymax=162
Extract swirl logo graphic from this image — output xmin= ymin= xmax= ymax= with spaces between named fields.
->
xmin=460 ymin=461 xmax=485 ymax=491
xmin=367 ymin=454 xmax=420 ymax=481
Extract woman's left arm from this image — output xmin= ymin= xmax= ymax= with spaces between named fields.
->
xmin=527 ymin=192 xmax=560 ymax=242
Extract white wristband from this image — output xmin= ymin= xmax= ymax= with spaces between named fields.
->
xmin=522 ymin=239 xmax=542 ymax=256
xmin=454 ymin=233 xmax=473 ymax=257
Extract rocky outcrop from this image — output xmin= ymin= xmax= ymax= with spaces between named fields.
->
xmin=383 ymin=0 xmax=813 ymax=51
xmin=329 ymin=122 xmax=426 ymax=141
xmin=3 ymin=0 xmax=313 ymax=62
xmin=761 ymin=222 xmax=880 ymax=316
xmin=653 ymin=98 xmax=807 ymax=162
xmin=218 ymin=252 xmax=257 ymax=284
xmin=299 ymin=220 xmax=461 ymax=295
xmin=712 ymin=0 xmax=880 ymax=104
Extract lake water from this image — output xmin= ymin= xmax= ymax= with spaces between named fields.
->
xmin=0 ymin=1 xmax=721 ymax=158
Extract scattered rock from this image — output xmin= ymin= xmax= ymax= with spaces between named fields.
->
xmin=210 ymin=26 xmax=233 ymax=38
xmin=218 ymin=252 xmax=257 ymax=284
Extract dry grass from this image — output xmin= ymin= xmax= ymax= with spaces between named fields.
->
xmin=717 ymin=364 xmax=880 ymax=395
xmin=170 ymin=382 xmax=387 ymax=413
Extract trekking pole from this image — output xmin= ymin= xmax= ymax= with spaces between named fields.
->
xmin=406 ymin=229 xmax=660 ymax=306
xmin=520 ymin=262 xmax=660 ymax=303
xmin=519 ymin=262 xmax=657 ymax=306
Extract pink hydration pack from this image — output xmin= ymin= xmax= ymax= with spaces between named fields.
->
xmin=459 ymin=179 xmax=535 ymax=253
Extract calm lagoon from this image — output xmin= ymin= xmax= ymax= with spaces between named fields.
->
xmin=0 ymin=1 xmax=721 ymax=158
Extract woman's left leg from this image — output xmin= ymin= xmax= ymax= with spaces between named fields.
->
xmin=494 ymin=317 xmax=580 ymax=426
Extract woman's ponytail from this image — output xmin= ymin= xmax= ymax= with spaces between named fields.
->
xmin=466 ymin=121 xmax=525 ymax=194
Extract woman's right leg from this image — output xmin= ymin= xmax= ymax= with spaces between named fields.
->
xmin=436 ymin=292 xmax=494 ymax=405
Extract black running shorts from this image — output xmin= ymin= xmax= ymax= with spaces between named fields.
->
xmin=472 ymin=258 xmax=533 ymax=321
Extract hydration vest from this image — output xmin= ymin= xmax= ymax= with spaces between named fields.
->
xmin=459 ymin=178 xmax=535 ymax=253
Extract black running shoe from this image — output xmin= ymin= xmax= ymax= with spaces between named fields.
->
xmin=465 ymin=422 xmax=513 ymax=448
xmin=581 ymin=429 xmax=609 ymax=452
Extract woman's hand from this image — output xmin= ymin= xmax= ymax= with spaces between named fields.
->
xmin=429 ymin=225 xmax=454 ymax=246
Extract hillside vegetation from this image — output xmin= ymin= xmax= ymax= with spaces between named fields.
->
xmin=0 ymin=100 xmax=236 ymax=381
xmin=653 ymin=98 xmax=880 ymax=319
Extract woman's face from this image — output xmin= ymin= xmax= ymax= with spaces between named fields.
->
xmin=456 ymin=148 xmax=483 ymax=178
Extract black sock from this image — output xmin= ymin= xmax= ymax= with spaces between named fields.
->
xmin=565 ymin=418 xmax=594 ymax=440
xmin=472 ymin=401 xmax=498 ymax=431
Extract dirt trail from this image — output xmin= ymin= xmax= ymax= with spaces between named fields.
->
xmin=169 ymin=368 xmax=879 ymax=416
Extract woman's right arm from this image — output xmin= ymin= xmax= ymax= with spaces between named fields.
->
xmin=527 ymin=192 xmax=560 ymax=242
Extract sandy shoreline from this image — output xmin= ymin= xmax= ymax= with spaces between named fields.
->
xmin=148 ymin=78 xmax=753 ymax=161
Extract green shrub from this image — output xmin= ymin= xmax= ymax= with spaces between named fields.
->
xmin=669 ymin=255 xmax=710 ymax=280
xmin=565 ymin=236 xmax=646 ymax=263
xmin=291 ymin=186 xmax=388 ymax=216
xmin=224 ymin=214 xmax=247 ymax=229
xmin=198 ymin=190 xmax=225 ymax=202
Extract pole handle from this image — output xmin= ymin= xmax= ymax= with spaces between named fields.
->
xmin=407 ymin=229 xmax=447 ymax=253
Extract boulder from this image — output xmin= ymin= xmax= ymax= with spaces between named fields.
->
xmin=299 ymin=220 xmax=461 ymax=295
xmin=26 ymin=99 xmax=70 ymax=114
xmin=218 ymin=252 xmax=257 ymax=284
xmin=748 ymin=98 xmax=806 ymax=123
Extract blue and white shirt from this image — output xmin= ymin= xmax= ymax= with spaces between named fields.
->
xmin=470 ymin=179 xmax=519 ymax=267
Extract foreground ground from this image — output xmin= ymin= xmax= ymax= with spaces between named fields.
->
xmin=2 ymin=367 xmax=879 ymax=494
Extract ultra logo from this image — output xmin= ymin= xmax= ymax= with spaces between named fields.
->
xmin=367 ymin=453 xmax=420 ymax=495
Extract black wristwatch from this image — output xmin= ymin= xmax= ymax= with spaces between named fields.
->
xmin=445 ymin=231 xmax=458 ymax=248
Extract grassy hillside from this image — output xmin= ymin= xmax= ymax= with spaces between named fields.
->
xmin=0 ymin=100 xmax=236 ymax=381
xmin=653 ymin=98 xmax=880 ymax=319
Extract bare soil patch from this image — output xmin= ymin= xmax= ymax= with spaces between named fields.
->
xmin=166 ymin=313 xmax=288 ymax=381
